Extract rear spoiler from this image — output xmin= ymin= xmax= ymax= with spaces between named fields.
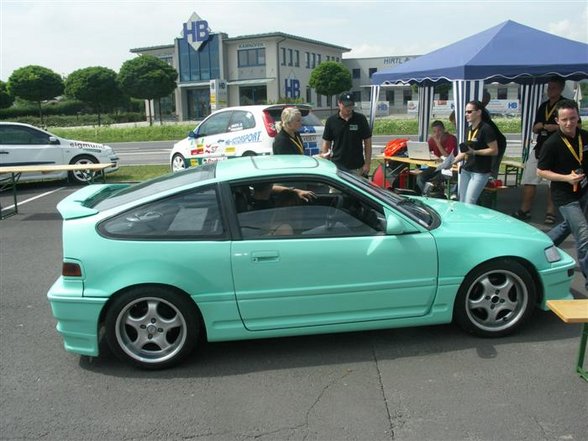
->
xmin=56 ymin=184 xmax=129 ymax=220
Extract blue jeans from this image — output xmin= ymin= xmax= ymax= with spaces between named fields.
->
xmin=459 ymin=169 xmax=490 ymax=205
xmin=547 ymin=190 xmax=588 ymax=289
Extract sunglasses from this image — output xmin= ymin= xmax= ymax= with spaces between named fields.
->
xmin=465 ymin=109 xmax=478 ymax=114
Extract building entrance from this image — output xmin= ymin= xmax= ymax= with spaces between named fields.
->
xmin=187 ymin=89 xmax=211 ymax=120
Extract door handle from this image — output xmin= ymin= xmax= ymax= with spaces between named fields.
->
xmin=251 ymin=251 xmax=279 ymax=263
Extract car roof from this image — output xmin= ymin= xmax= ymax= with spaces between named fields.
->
xmin=208 ymin=104 xmax=313 ymax=117
xmin=215 ymin=155 xmax=338 ymax=181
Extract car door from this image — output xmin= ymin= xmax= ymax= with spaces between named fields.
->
xmin=229 ymin=178 xmax=438 ymax=331
xmin=189 ymin=110 xmax=233 ymax=161
xmin=0 ymin=124 xmax=65 ymax=166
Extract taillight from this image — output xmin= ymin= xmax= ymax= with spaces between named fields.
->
xmin=62 ymin=262 xmax=82 ymax=277
xmin=262 ymin=111 xmax=277 ymax=137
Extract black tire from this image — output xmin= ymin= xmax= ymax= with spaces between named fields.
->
xmin=171 ymin=153 xmax=186 ymax=172
xmin=104 ymin=286 xmax=199 ymax=369
xmin=68 ymin=155 xmax=98 ymax=184
xmin=242 ymin=151 xmax=257 ymax=157
xmin=453 ymin=259 xmax=536 ymax=337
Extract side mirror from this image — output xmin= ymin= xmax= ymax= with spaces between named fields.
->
xmin=188 ymin=130 xmax=197 ymax=139
xmin=384 ymin=208 xmax=407 ymax=235
xmin=48 ymin=136 xmax=60 ymax=145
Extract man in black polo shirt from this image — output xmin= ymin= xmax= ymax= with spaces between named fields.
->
xmin=537 ymin=99 xmax=588 ymax=291
xmin=321 ymin=92 xmax=372 ymax=176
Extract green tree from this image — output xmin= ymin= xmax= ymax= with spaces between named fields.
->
xmin=7 ymin=65 xmax=64 ymax=123
xmin=118 ymin=55 xmax=177 ymax=125
xmin=308 ymin=61 xmax=352 ymax=110
xmin=0 ymin=80 xmax=14 ymax=109
xmin=65 ymin=66 xmax=122 ymax=126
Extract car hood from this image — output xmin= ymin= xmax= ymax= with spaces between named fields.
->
xmin=420 ymin=197 xmax=550 ymax=241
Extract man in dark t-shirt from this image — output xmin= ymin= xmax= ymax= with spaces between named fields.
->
xmin=537 ymin=99 xmax=588 ymax=291
xmin=321 ymin=92 xmax=372 ymax=176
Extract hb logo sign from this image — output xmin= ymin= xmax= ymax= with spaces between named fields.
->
xmin=183 ymin=20 xmax=209 ymax=51
xmin=285 ymin=79 xmax=300 ymax=99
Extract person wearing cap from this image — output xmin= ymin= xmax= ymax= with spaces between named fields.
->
xmin=321 ymin=92 xmax=372 ymax=176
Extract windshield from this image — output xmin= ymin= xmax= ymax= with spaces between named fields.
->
xmin=340 ymin=171 xmax=439 ymax=228
xmin=90 ymin=163 xmax=217 ymax=211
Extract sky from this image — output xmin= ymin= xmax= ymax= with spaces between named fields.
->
xmin=1 ymin=0 xmax=587 ymax=81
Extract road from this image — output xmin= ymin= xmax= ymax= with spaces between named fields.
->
xmin=0 ymin=183 xmax=586 ymax=441
xmin=112 ymin=135 xmax=525 ymax=166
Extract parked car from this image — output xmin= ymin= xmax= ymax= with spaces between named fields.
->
xmin=170 ymin=104 xmax=323 ymax=171
xmin=0 ymin=122 xmax=119 ymax=184
xmin=48 ymin=155 xmax=575 ymax=369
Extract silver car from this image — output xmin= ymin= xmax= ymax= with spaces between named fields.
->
xmin=0 ymin=122 xmax=119 ymax=184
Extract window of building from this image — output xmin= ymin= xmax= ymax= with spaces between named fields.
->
xmin=352 ymin=91 xmax=361 ymax=103
xmin=352 ymin=69 xmax=361 ymax=79
xmin=316 ymin=94 xmax=322 ymax=107
xmin=385 ymin=90 xmax=395 ymax=103
xmin=239 ymin=86 xmax=267 ymax=105
xmin=403 ymin=88 xmax=413 ymax=105
xmin=237 ymin=48 xmax=266 ymax=67
xmin=497 ymin=88 xmax=508 ymax=99
xmin=178 ymin=33 xmax=221 ymax=82
xmin=281 ymin=48 xmax=286 ymax=66
xmin=312 ymin=53 xmax=316 ymax=69
xmin=288 ymin=49 xmax=293 ymax=66
xmin=326 ymin=55 xmax=330 ymax=62
xmin=306 ymin=86 xmax=312 ymax=104
xmin=369 ymin=68 xmax=377 ymax=78
xmin=317 ymin=54 xmax=321 ymax=65
xmin=335 ymin=57 xmax=340 ymax=62
xmin=294 ymin=50 xmax=300 ymax=67
xmin=305 ymin=52 xmax=310 ymax=68
xmin=159 ymin=56 xmax=173 ymax=65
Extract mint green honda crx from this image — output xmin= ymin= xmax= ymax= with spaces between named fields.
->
xmin=47 ymin=155 xmax=575 ymax=369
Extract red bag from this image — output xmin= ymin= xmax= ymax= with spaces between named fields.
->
xmin=383 ymin=138 xmax=409 ymax=157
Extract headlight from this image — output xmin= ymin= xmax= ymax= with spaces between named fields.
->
xmin=544 ymin=245 xmax=561 ymax=263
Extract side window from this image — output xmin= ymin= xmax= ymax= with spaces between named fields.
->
xmin=231 ymin=179 xmax=385 ymax=239
xmin=228 ymin=111 xmax=256 ymax=132
xmin=197 ymin=112 xmax=232 ymax=137
xmin=0 ymin=126 xmax=50 ymax=145
xmin=99 ymin=187 xmax=226 ymax=240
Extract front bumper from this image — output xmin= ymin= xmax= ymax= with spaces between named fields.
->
xmin=537 ymin=251 xmax=576 ymax=310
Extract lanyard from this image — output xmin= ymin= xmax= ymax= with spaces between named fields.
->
xmin=467 ymin=127 xmax=479 ymax=142
xmin=560 ymin=134 xmax=583 ymax=166
xmin=289 ymin=134 xmax=304 ymax=154
xmin=545 ymin=102 xmax=557 ymax=122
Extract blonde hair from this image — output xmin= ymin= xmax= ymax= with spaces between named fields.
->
xmin=276 ymin=107 xmax=302 ymax=132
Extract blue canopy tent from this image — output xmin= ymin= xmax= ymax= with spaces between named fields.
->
xmin=370 ymin=20 xmax=588 ymax=160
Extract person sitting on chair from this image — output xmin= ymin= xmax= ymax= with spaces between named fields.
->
xmin=416 ymin=120 xmax=457 ymax=195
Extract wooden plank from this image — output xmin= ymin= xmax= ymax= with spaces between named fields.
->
xmin=547 ymin=300 xmax=588 ymax=324
xmin=0 ymin=163 xmax=111 ymax=174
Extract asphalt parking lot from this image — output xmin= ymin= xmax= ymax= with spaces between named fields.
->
xmin=1 ymin=182 xmax=586 ymax=441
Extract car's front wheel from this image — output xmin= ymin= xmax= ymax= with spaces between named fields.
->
xmin=69 ymin=155 xmax=98 ymax=184
xmin=105 ymin=286 xmax=199 ymax=369
xmin=453 ymin=259 xmax=536 ymax=337
xmin=171 ymin=153 xmax=186 ymax=172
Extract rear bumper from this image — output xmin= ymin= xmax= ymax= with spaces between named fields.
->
xmin=47 ymin=278 xmax=107 ymax=357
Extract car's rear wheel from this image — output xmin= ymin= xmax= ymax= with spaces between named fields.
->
xmin=453 ymin=259 xmax=536 ymax=337
xmin=242 ymin=150 xmax=257 ymax=157
xmin=69 ymin=155 xmax=97 ymax=184
xmin=105 ymin=286 xmax=199 ymax=369
xmin=171 ymin=153 xmax=186 ymax=172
